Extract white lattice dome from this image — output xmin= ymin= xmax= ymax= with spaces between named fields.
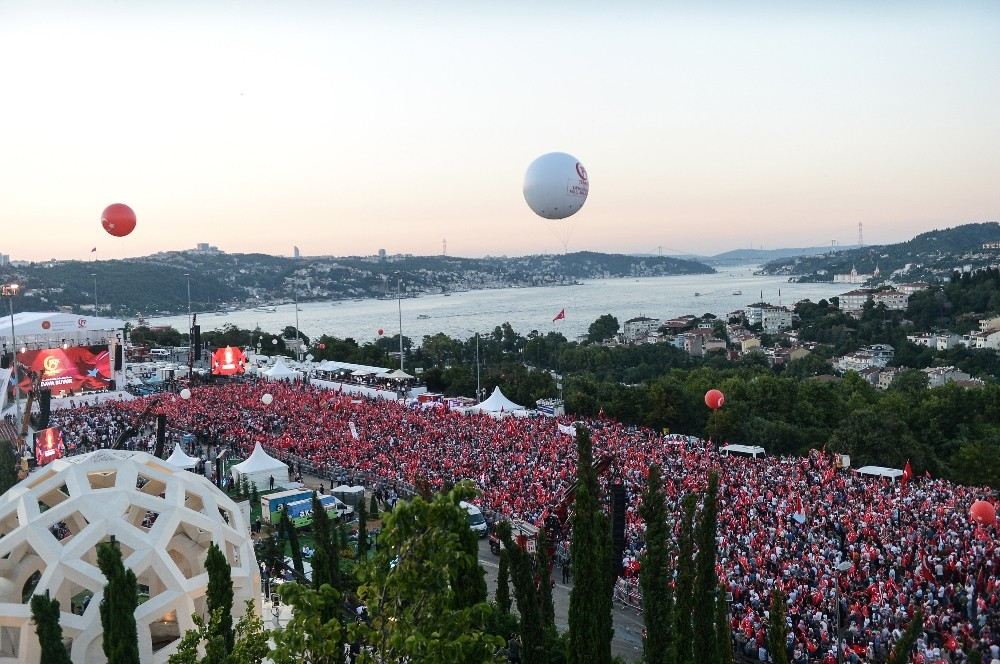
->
xmin=0 ymin=450 xmax=260 ymax=663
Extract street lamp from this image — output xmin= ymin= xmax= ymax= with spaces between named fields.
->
xmin=185 ymin=274 xmax=192 ymax=332
xmin=396 ymin=277 xmax=404 ymax=371
xmin=1 ymin=284 xmax=21 ymax=422
xmin=834 ymin=561 xmax=853 ymax=664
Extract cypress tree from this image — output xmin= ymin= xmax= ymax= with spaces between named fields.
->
xmin=30 ymin=592 xmax=71 ymax=664
xmin=311 ymin=492 xmax=340 ymax=590
xmin=568 ymin=426 xmax=613 ymax=664
xmin=534 ymin=526 xmax=555 ymax=631
xmin=768 ymin=589 xmax=789 ymax=664
xmin=887 ymin=610 xmax=923 ymax=664
xmin=451 ymin=502 xmax=487 ymax=610
xmin=369 ymin=491 xmax=379 ymax=518
xmin=0 ymin=438 xmax=19 ymax=495
xmin=639 ymin=464 xmax=673 ymax=664
xmin=496 ymin=548 xmax=512 ymax=614
xmin=283 ymin=511 xmax=304 ymax=577
xmin=250 ymin=481 xmax=260 ymax=506
xmin=692 ymin=471 xmax=721 ymax=664
xmin=97 ymin=541 xmax=140 ymax=664
xmin=717 ymin=584 xmax=734 ymax=664
xmin=356 ymin=499 xmax=368 ymax=560
xmin=499 ymin=522 xmax=545 ymax=664
xmin=671 ymin=494 xmax=697 ymax=664
xmin=206 ymin=542 xmax=235 ymax=654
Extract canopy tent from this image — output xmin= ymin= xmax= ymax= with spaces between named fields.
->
xmin=856 ymin=466 xmax=904 ymax=481
xmin=467 ymin=386 xmax=524 ymax=414
xmin=164 ymin=444 xmax=198 ymax=470
xmin=261 ymin=358 xmax=302 ymax=381
xmin=377 ymin=369 xmax=414 ymax=380
xmin=230 ymin=443 xmax=289 ymax=490
xmin=351 ymin=369 xmax=374 ymax=377
xmin=0 ymin=312 xmax=125 ymax=346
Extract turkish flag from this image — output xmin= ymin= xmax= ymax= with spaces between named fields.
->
xmin=552 ymin=309 xmax=565 ymax=322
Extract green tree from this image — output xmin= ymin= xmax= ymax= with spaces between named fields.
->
xmin=97 ymin=541 xmax=140 ymax=664
xmin=717 ymin=585 xmax=734 ymax=664
xmin=534 ymin=526 xmax=555 ymax=632
xmin=498 ymin=522 xmax=545 ymax=664
xmin=283 ymin=511 xmax=304 ymax=577
xmin=30 ymin=592 xmax=72 ymax=664
xmin=369 ymin=491 xmax=380 ymax=518
xmin=671 ymin=494 xmax=696 ymax=664
xmin=886 ymin=610 xmax=923 ymax=664
xmin=310 ymin=493 xmax=340 ymax=592
xmin=587 ymin=314 xmax=620 ymax=344
xmin=496 ymin=548 xmax=512 ymax=615
xmin=352 ymin=484 xmax=503 ymax=663
xmin=639 ymin=464 xmax=673 ymax=664
xmin=693 ymin=471 xmax=721 ymax=664
xmin=170 ymin=601 xmax=269 ymax=664
xmin=0 ymin=438 xmax=19 ymax=495
xmin=356 ymin=499 xmax=369 ymax=560
xmin=272 ymin=584 xmax=345 ymax=664
xmin=206 ymin=541 xmax=235 ymax=654
xmin=568 ymin=427 xmax=613 ymax=664
xmin=768 ymin=589 xmax=789 ymax=664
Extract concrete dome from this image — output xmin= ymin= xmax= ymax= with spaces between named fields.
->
xmin=0 ymin=450 xmax=260 ymax=663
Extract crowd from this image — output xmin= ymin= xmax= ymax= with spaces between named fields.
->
xmin=49 ymin=381 xmax=999 ymax=663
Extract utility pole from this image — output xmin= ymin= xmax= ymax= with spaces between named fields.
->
xmin=397 ymin=277 xmax=404 ymax=371
xmin=475 ymin=332 xmax=481 ymax=401
xmin=293 ymin=284 xmax=301 ymax=360
xmin=91 ymin=273 xmax=98 ymax=314
xmin=185 ymin=274 xmax=192 ymax=333
xmin=3 ymin=284 xmax=21 ymax=425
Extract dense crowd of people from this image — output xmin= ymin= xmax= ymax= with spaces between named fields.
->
xmin=49 ymin=381 xmax=999 ymax=663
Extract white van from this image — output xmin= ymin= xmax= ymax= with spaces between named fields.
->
xmin=460 ymin=501 xmax=487 ymax=538
xmin=149 ymin=348 xmax=171 ymax=357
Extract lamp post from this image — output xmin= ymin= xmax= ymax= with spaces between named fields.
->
xmin=834 ymin=561 xmax=853 ymax=664
xmin=90 ymin=273 xmax=98 ymax=314
xmin=185 ymin=273 xmax=192 ymax=333
xmin=465 ymin=329 xmax=481 ymax=401
xmin=2 ymin=284 xmax=21 ymax=422
xmin=397 ymin=277 xmax=404 ymax=371
xmin=292 ymin=284 xmax=301 ymax=361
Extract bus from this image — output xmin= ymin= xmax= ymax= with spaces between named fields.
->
xmin=285 ymin=495 xmax=352 ymax=528
xmin=261 ymin=489 xmax=314 ymax=525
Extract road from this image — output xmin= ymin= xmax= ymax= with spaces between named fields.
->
xmin=477 ymin=538 xmax=644 ymax=662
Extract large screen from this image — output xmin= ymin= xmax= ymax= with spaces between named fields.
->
xmin=211 ymin=346 xmax=247 ymax=376
xmin=34 ymin=427 xmax=65 ymax=466
xmin=17 ymin=345 xmax=111 ymax=394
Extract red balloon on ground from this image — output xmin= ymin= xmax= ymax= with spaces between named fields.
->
xmin=318 ymin=343 xmax=326 ymax=350
xmin=970 ymin=500 xmax=996 ymax=526
xmin=377 ymin=328 xmax=384 ymax=336
xmin=705 ymin=389 xmax=725 ymax=410
xmin=101 ymin=203 xmax=136 ymax=237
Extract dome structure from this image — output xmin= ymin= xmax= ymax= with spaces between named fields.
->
xmin=0 ymin=450 xmax=260 ymax=663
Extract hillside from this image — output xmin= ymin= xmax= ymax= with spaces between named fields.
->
xmin=758 ymin=222 xmax=1000 ymax=283
xmin=0 ymin=250 xmax=713 ymax=317
xmin=706 ymin=245 xmax=859 ymax=265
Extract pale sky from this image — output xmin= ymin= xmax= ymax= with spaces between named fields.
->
xmin=1 ymin=1 xmax=998 ymax=261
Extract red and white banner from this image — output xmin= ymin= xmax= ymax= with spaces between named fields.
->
xmin=17 ymin=345 xmax=111 ymax=394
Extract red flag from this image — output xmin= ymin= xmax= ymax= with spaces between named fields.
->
xmin=902 ymin=460 xmax=913 ymax=486
xmin=552 ymin=308 xmax=565 ymax=322
xmin=923 ymin=469 xmax=931 ymax=479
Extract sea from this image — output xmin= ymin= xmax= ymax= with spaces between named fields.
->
xmin=149 ymin=266 xmax=844 ymax=343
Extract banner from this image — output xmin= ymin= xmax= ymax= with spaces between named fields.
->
xmin=211 ymin=346 xmax=247 ymax=376
xmin=349 ymin=421 xmax=359 ymax=440
xmin=0 ymin=368 xmax=10 ymax=413
xmin=17 ymin=345 xmax=111 ymax=395
xmin=34 ymin=427 xmax=65 ymax=466
xmin=558 ymin=423 xmax=577 ymax=438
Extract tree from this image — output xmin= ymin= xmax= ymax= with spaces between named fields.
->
xmin=886 ymin=610 xmax=923 ymax=664
xmin=534 ymin=526 xmax=555 ymax=632
xmin=369 ymin=491 xmax=380 ymax=518
xmin=587 ymin=314 xmax=620 ymax=344
xmin=206 ymin=541 xmax=235 ymax=654
xmin=271 ymin=584 xmax=345 ymax=664
xmin=0 ymin=438 xmax=19 ymax=495
xmin=310 ymin=493 xmax=340 ymax=591
xmin=30 ymin=593 xmax=72 ymax=664
xmin=568 ymin=426 xmax=613 ymax=664
xmin=671 ymin=494 xmax=696 ymax=664
xmin=639 ymin=464 xmax=673 ymax=664
xmin=356 ymin=499 xmax=369 ymax=560
xmin=768 ymin=589 xmax=789 ymax=664
xmin=692 ymin=471 xmax=721 ymax=664
xmin=352 ymin=484 xmax=503 ymax=663
xmin=97 ymin=541 xmax=140 ymax=664
xmin=170 ymin=601 xmax=268 ymax=664
xmin=283 ymin=511 xmax=304 ymax=577
xmin=716 ymin=584 xmax=734 ymax=664
xmin=498 ymin=522 xmax=545 ymax=664
xmin=495 ymin=548 xmax=512 ymax=615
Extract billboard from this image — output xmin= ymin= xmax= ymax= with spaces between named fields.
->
xmin=211 ymin=346 xmax=247 ymax=376
xmin=34 ymin=427 xmax=65 ymax=466
xmin=17 ymin=345 xmax=111 ymax=395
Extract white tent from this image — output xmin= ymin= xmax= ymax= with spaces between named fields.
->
xmin=468 ymin=386 xmax=524 ymax=414
xmin=164 ymin=444 xmax=199 ymax=470
xmin=230 ymin=443 xmax=289 ymax=490
xmin=378 ymin=369 xmax=414 ymax=380
xmin=261 ymin=358 xmax=302 ymax=381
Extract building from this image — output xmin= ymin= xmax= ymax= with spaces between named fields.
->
xmin=897 ymin=282 xmax=930 ymax=296
xmin=835 ymin=344 xmax=894 ymax=373
xmin=838 ymin=289 xmax=872 ymax=314
xmin=293 ymin=246 xmax=301 ymax=258
xmin=378 ymin=248 xmax=387 ymax=262
xmin=922 ymin=366 xmax=973 ymax=388
xmin=744 ymin=303 xmax=793 ymax=332
xmin=979 ymin=316 xmax=1000 ymax=333
xmin=871 ymin=289 xmax=908 ymax=311
xmin=621 ymin=316 xmax=661 ymax=343
xmin=971 ymin=329 xmax=1000 ymax=350
xmin=936 ymin=333 xmax=964 ymax=351
xmin=0 ymin=254 xmax=9 ymax=266
xmin=833 ymin=264 xmax=879 ymax=284
xmin=703 ymin=338 xmax=727 ymax=355
xmin=877 ymin=367 xmax=902 ymax=390
xmin=673 ymin=332 xmax=704 ymax=357
xmin=906 ymin=333 xmax=935 ymax=348
xmin=193 ymin=243 xmax=221 ymax=254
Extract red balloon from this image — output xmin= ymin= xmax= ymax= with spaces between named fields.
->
xmin=705 ymin=389 xmax=725 ymax=410
xmin=101 ymin=203 xmax=136 ymax=237
xmin=970 ymin=500 xmax=996 ymax=526
xmin=318 ymin=343 xmax=326 ymax=350
xmin=377 ymin=328 xmax=384 ymax=336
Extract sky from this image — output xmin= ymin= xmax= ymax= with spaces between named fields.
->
xmin=1 ymin=1 xmax=998 ymax=261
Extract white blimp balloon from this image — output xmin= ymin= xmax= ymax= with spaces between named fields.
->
xmin=179 ymin=388 xmax=191 ymax=400
xmin=261 ymin=393 xmax=273 ymax=405
xmin=523 ymin=152 xmax=589 ymax=220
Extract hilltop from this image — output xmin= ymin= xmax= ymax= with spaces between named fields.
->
xmin=0 ymin=250 xmax=713 ymax=317
xmin=758 ymin=222 xmax=1000 ymax=283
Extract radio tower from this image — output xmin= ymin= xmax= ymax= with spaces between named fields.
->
xmin=442 ymin=238 xmax=447 ymax=256
xmin=857 ymin=222 xmax=864 ymax=247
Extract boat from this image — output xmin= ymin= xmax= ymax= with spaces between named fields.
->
xmin=417 ymin=314 xmax=431 ymax=320
xmin=253 ymin=307 xmax=276 ymax=313
xmin=732 ymin=290 xmax=742 ymax=296
xmin=694 ymin=292 xmax=701 ymax=297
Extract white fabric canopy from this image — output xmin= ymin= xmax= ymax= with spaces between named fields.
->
xmin=378 ymin=369 xmax=414 ymax=380
xmin=230 ymin=443 xmax=289 ymax=490
xmin=164 ymin=444 xmax=198 ymax=470
xmin=468 ymin=386 xmax=524 ymax=413
xmin=262 ymin=358 xmax=302 ymax=381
